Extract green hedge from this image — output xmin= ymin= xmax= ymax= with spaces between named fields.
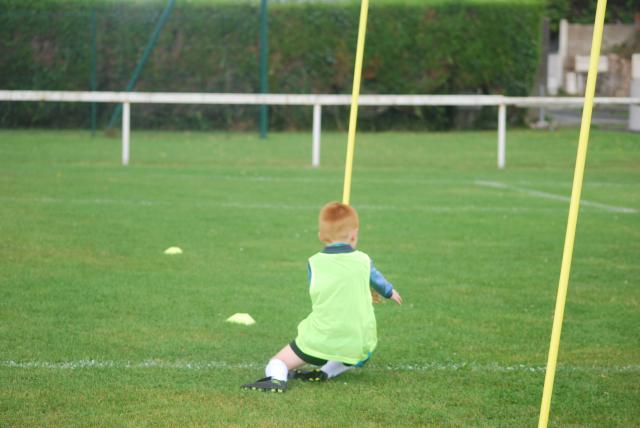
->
xmin=0 ymin=0 xmax=543 ymax=130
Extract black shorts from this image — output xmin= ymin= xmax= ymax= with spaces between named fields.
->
xmin=290 ymin=340 xmax=328 ymax=366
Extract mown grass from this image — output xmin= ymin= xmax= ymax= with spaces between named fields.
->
xmin=0 ymin=128 xmax=638 ymax=426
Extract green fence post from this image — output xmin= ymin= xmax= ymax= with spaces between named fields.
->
xmin=90 ymin=8 xmax=97 ymax=137
xmin=106 ymin=0 xmax=176 ymax=131
xmin=259 ymin=0 xmax=268 ymax=139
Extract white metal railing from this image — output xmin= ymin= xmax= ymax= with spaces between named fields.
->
xmin=1 ymin=90 xmax=638 ymax=168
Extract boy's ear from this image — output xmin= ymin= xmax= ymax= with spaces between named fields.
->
xmin=318 ymin=231 xmax=330 ymax=243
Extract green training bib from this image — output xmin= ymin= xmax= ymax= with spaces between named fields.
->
xmin=295 ymin=250 xmax=377 ymax=364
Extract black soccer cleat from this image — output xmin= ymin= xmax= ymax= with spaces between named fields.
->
xmin=292 ymin=368 xmax=328 ymax=382
xmin=241 ymin=376 xmax=287 ymax=393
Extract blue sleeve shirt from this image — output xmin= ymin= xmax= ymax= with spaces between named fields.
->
xmin=307 ymin=243 xmax=394 ymax=299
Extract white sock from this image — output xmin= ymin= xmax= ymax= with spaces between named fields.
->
xmin=265 ymin=358 xmax=288 ymax=382
xmin=320 ymin=360 xmax=354 ymax=379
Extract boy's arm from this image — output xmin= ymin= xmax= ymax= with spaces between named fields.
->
xmin=370 ymin=260 xmax=402 ymax=304
xmin=370 ymin=261 xmax=393 ymax=298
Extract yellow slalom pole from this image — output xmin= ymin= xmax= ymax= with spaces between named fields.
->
xmin=538 ymin=1 xmax=607 ymax=427
xmin=342 ymin=0 xmax=369 ymax=205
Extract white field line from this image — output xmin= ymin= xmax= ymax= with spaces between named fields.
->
xmin=219 ymin=202 xmax=547 ymax=213
xmin=217 ymin=175 xmax=637 ymax=189
xmin=0 ymin=196 xmax=161 ymax=207
xmin=2 ymin=177 xmax=635 ymax=214
xmin=127 ymin=171 xmax=636 ymax=189
xmin=475 ymin=180 xmax=638 ymax=214
xmin=1 ymin=196 xmax=563 ymax=214
xmin=2 ymin=360 xmax=639 ymax=374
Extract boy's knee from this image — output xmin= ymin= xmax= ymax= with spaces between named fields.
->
xmin=273 ymin=344 xmax=306 ymax=369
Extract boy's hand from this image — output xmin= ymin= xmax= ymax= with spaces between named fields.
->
xmin=390 ymin=289 xmax=403 ymax=305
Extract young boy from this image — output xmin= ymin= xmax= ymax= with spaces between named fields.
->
xmin=242 ymin=202 xmax=402 ymax=393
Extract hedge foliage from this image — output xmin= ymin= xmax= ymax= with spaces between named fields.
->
xmin=0 ymin=0 xmax=544 ymax=130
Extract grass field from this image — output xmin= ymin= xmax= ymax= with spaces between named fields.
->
xmin=1 ymin=128 xmax=638 ymax=427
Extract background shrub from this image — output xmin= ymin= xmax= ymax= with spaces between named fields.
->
xmin=0 ymin=0 xmax=545 ymax=130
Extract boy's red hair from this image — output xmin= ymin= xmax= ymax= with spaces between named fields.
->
xmin=318 ymin=202 xmax=359 ymax=243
